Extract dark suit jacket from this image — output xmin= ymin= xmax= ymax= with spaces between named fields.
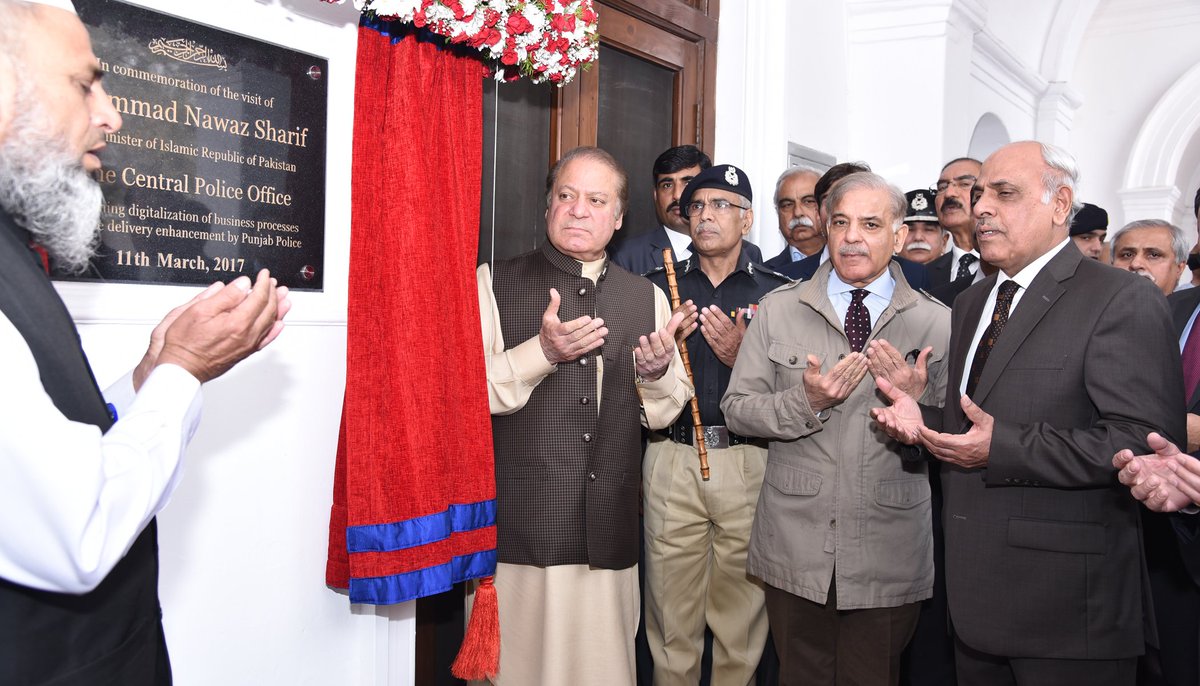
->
xmin=1145 ymin=286 xmax=1200 ymax=686
xmin=779 ymin=251 xmax=931 ymax=291
xmin=926 ymin=251 xmax=954 ymax=288
xmin=764 ymin=245 xmax=798 ymax=271
xmin=608 ymin=226 xmax=762 ymax=277
xmin=925 ymin=246 xmax=1184 ymax=659
xmin=927 ymin=273 xmax=974 ymax=307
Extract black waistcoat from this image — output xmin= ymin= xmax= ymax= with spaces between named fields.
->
xmin=490 ymin=242 xmax=655 ymax=569
xmin=0 ymin=209 xmax=167 ymax=685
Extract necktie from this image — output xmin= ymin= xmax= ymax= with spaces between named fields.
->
xmin=845 ymin=289 xmax=871 ymax=353
xmin=1182 ymin=313 xmax=1200 ymax=402
xmin=956 ymin=253 xmax=978 ymax=280
xmin=965 ymin=280 xmax=1020 ymax=398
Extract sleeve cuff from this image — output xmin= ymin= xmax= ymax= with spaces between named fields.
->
xmin=509 ymin=335 xmax=556 ymax=383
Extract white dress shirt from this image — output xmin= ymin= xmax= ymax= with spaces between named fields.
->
xmin=827 ymin=266 xmax=896 ymax=327
xmin=0 ymin=310 xmax=202 ymax=594
xmin=959 ymin=239 xmax=1070 ymax=396
xmin=664 ymin=225 xmax=692 ymax=261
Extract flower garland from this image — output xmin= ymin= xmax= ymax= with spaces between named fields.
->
xmin=325 ymin=0 xmax=600 ymax=85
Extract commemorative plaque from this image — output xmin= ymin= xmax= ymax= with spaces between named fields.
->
xmin=62 ymin=0 xmax=328 ymax=290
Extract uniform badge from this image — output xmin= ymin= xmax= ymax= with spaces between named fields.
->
xmin=912 ymin=194 xmax=928 ymax=211
xmin=725 ymin=166 xmax=738 ymax=185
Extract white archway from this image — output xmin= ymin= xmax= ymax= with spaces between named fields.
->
xmin=967 ymin=113 xmax=1011 ymax=160
xmin=1118 ymin=62 xmax=1200 ymax=224
xmin=1123 ymin=62 xmax=1200 ymax=189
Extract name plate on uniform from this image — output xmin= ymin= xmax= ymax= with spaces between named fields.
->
xmin=59 ymin=0 xmax=327 ymax=290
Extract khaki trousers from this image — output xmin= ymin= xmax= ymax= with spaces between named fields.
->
xmin=642 ymin=435 xmax=769 ymax=686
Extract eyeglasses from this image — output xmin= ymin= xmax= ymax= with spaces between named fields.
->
xmin=935 ymin=177 xmax=976 ymax=195
xmin=685 ymin=198 xmax=750 ymax=217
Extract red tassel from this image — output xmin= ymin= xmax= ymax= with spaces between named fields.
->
xmin=451 ymin=576 xmax=500 ymax=680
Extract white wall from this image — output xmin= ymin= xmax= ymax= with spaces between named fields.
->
xmin=60 ymin=1 xmax=417 ymax=684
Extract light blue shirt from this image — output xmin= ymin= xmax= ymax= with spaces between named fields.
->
xmin=827 ymin=267 xmax=895 ymax=332
xmin=789 ymin=245 xmax=804 ymax=262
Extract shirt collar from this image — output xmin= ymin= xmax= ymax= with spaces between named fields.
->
xmin=827 ymin=262 xmax=896 ymax=301
xmin=1001 ymin=237 xmax=1071 ymax=291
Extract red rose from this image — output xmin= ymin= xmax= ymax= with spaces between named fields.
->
xmin=483 ymin=8 xmax=501 ymax=27
xmin=506 ymin=13 xmax=532 ymax=34
xmin=580 ymin=5 xmax=597 ymax=23
xmin=485 ymin=28 xmax=503 ymax=46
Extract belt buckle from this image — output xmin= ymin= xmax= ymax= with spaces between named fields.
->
xmin=702 ymin=425 xmax=730 ymax=450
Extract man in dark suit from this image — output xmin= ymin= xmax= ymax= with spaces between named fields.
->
xmin=926 ymin=158 xmax=983 ymax=289
xmin=609 ymin=145 xmax=761 ymax=276
xmin=1124 ymin=285 xmax=1200 ymax=686
xmin=873 ymin=140 xmax=1182 ymax=685
xmin=764 ymin=167 xmax=823 ymax=270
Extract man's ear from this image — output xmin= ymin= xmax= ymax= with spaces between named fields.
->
xmin=0 ymin=59 xmax=15 ymax=144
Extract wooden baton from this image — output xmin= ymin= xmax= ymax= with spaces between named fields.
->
xmin=662 ymin=249 xmax=710 ymax=481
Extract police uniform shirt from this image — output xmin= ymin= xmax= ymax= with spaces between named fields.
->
xmin=647 ymin=251 xmax=790 ymax=425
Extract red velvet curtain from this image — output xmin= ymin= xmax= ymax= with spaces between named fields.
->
xmin=326 ymin=24 xmax=495 ymax=604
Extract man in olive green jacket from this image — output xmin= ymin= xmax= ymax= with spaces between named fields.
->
xmin=722 ymin=172 xmax=951 ymax=686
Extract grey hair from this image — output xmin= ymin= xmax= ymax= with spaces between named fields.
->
xmin=823 ymin=172 xmax=907 ymax=232
xmin=1111 ymin=219 xmax=1190 ymax=263
xmin=545 ymin=146 xmax=629 ymax=217
xmin=1032 ymin=141 xmax=1082 ymax=224
xmin=773 ymin=166 xmax=822 ymax=204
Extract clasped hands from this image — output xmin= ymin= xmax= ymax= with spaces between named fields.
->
xmin=870 ymin=376 xmax=993 ymax=469
xmin=1113 ymin=432 xmax=1200 ymax=513
xmin=538 ymin=288 xmax=686 ymax=381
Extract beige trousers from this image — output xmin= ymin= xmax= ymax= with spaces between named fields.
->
xmin=487 ymin=562 xmax=638 ymax=686
xmin=642 ymin=435 xmax=769 ymax=686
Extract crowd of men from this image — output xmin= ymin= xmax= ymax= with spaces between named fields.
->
xmin=482 ymin=139 xmax=1200 ymax=686
xmin=4 ymin=0 xmax=1200 ymax=684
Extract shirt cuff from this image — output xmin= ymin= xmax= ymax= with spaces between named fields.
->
xmin=509 ymin=335 xmax=556 ymax=383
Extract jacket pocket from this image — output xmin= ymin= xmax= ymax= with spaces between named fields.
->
xmin=764 ymin=461 xmax=822 ymax=496
xmin=1007 ymin=516 xmax=1105 ymax=554
xmin=767 ymin=341 xmax=809 ymax=386
xmin=874 ymin=477 xmax=931 ymax=509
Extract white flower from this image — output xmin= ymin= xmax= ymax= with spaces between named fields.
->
xmin=365 ymin=0 xmax=422 ymax=19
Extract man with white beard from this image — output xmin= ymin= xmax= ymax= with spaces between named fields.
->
xmin=764 ymin=167 xmax=823 ymax=270
xmin=0 ymin=1 xmax=291 ymax=683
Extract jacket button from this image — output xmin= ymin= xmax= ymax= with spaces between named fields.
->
xmin=805 ymin=421 xmax=814 ymax=429
xmin=578 ymin=287 xmax=587 ymax=296
xmin=579 ymin=357 xmax=588 ymax=366
xmin=583 ymin=433 xmax=593 ymax=442
xmin=788 ymin=355 xmax=797 ymax=365
xmin=588 ymin=471 xmax=597 ymax=481
xmin=580 ymin=396 xmax=589 ymax=405
xmin=838 ymin=353 xmax=846 ymax=360
xmin=830 ymin=519 xmax=836 ymax=529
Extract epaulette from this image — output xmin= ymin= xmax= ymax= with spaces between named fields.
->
xmin=751 ymin=262 xmax=794 ymax=284
xmin=917 ymin=288 xmax=952 ymax=310
xmin=760 ymin=278 xmax=803 ymax=303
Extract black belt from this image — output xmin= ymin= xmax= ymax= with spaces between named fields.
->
xmin=658 ymin=422 xmax=758 ymax=449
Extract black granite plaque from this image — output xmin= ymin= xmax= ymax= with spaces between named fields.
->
xmin=61 ymin=0 xmax=327 ymax=290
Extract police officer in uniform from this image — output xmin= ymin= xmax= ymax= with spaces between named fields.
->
xmin=641 ymin=164 xmax=790 ymax=686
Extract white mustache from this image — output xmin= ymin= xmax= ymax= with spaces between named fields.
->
xmin=1131 ymin=268 xmax=1156 ymax=282
xmin=838 ymin=245 xmax=870 ymax=257
xmin=788 ymin=216 xmax=814 ymax=230
xmin=905 ymin=241 xmax=933 ymax=252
